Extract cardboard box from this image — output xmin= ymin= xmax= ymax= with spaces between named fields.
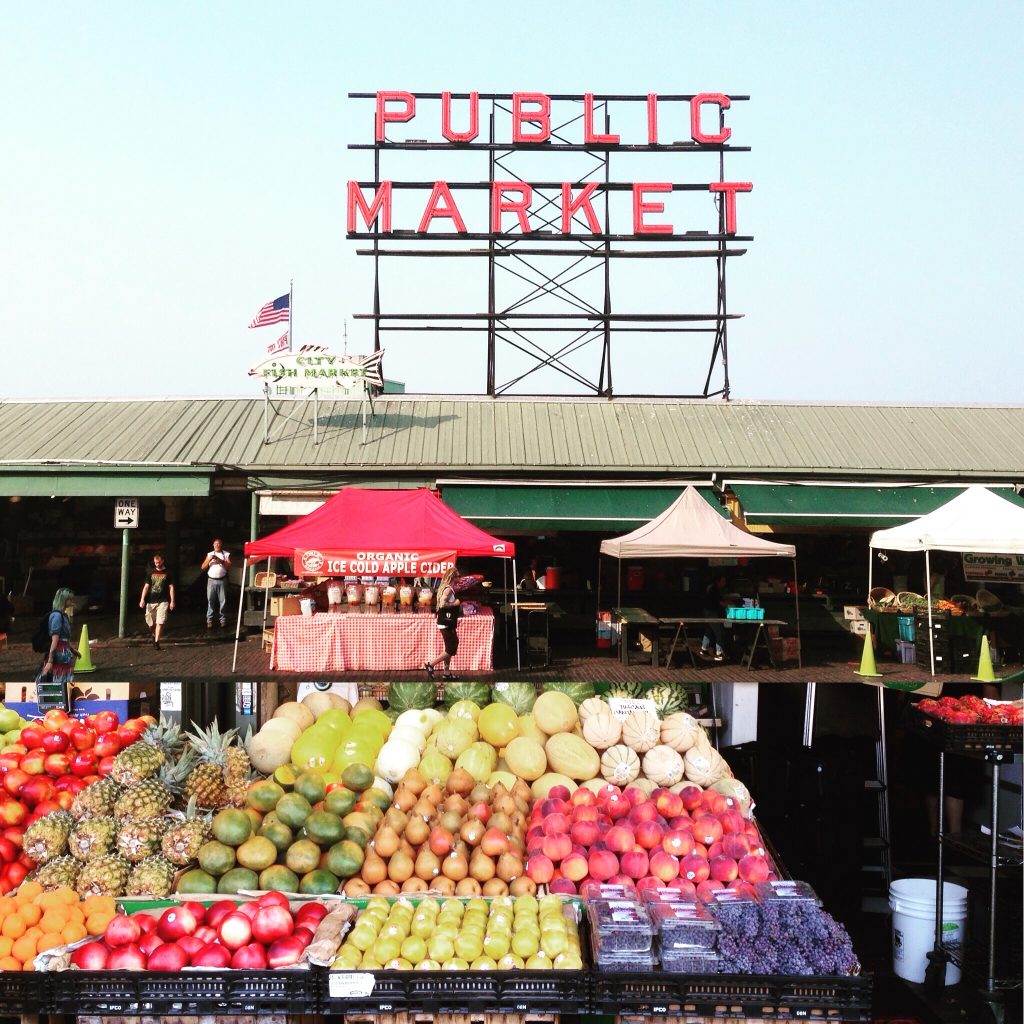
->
xmin=3 ymin=682 xmax=152 ymax=721
xmin=844 ymin=605 xmax=866 ymax=621
xmin=271 ymin=595 xmax=302 ymax=617
xmin=849 ymin=618 xmax=871 ymax=637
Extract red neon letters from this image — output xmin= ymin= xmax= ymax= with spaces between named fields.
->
xmin=375 ymin=92 xmax=415 ymax=142
xmin=512 ymin=93 xmax=551 ymax=143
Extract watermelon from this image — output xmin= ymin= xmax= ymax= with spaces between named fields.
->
xmin=387 ymin=682 xmax=437 ymax=713
xmin=604 ymin=683 xmax=647 ymax=700
xmin=541 ymin=682 xmax=596 ymax=706
xmin=442 ymin=681 xmax=492 ymax=708
xmin=647 ymin=685 xmax=686 ymax=717
xmin=491 ymin=682 xmax=537 ymax=715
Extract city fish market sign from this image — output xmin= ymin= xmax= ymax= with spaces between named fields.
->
xmin=962 ymin=552 xmax=1024 ymax=583
xmin=249 ymin=346 xmax=383 ymax=398
xmin=298 ymin=549 xmax=456 ymax=576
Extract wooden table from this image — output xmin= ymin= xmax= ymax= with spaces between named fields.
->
xmin=660 ymin=616 xmax=789 ymax=670
xmin=612 ymin=607 xmax=663 ymax=667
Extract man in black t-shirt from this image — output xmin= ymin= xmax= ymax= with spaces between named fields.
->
xmin=139 ymin=553 xmax=176 ymax=649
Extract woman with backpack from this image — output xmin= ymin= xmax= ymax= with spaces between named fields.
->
xmin=424 ymin=566 xmax=462 ymax=681
xmin=37 ymin=588 xmax=80 ymax=684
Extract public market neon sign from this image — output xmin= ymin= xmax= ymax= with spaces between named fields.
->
xmin=347 ymin=91 xmax=752 ymax=238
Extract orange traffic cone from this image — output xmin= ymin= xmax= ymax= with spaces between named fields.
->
xmin=971 ymin=635 xmax=998 ymax=683
xmin=75 ymin=625 xmax=96 ymax=674
xmin=854 ymin=627 xmax=882 ymax=678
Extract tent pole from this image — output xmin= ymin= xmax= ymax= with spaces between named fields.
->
xmin=925 ymin=549 xmax=935 ymax=676
xmin=867 ymin=544 xmax=873 ymax=595
xmin=512 ymin=557 xmax=521 ymax=670
xmin=617 ymin=559 xmax=622 ymax=609
xmin=596 ymin=555 xmax=602 ymax=620
xmin=231 ymin=566 xmax=246 ymax=672
xmin=792 ymin=556 xmax=802 ymax=669
xmin=261 ymin=558 xmax=272 ymax=632
xmin=502 ymin=559 xmax=508 ymax=651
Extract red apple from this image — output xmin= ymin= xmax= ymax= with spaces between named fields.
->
xmin=680 ymin=852 xmax=710 ymax=884
xmin=231 ymin=943 xmax=268 ymax=969
xmin=293 ymin=925 xmax=316 ymax=945
xmin=20 ymin=725 xmax=46 ymax=750
xmin=93 ymin=734 xmax=122 ymax=759
xmin=92 ymin=711 xmax=119 ymax=734
xmin=3 ymin=769 xmax=30 ymax=798
xmin=194 ymin=925 xmax=217 ymax=943
xmin=71 ymin=942 xmax=110 ymax=969
xmin=157 ymin=905 xmax=198 ymax=941
xmin=257 ymin=890 xmax=290 ymax=910
xmin=176 ymin=934 xmax=206 ymax=960
xmin=134 ymin=912 xmax=158 ymax=935
xmin=147 ymin=942 xmax=189 ymax=971
xmin=19 ymin=751 xmax=47 ymax=777
xmin=138 ymin=932 xmax=165 ymax=956
xmin=41 ymin=731 xmax=69 ymax=754
xmin=97 ymin=756 xmax=116 ymax=776
xmin=294 ymin=903 xmax=327 ymax=927
xmin=267 ymin=935 xmax=307 ymax=967
xmin=107 ymin=944 xmax=147 ymax=970
xmin=43 ymin=752 xmax=71 ymax=777
xmin=182 ymin=901 xmax=208 ymax=924
xmin=70 ymin=725 xmax=97 ymax=751
xmin=192 ymin=942 xmax=232 ymax=968
xmin=252 ymin=904 xmax=294 ymax=944
xmin=219 ymin=912 xmax=253 ymax=949
xmin=237 ymin=901 xmax=261 ymax=922
xmin=104 ymin=913 xmax=142 ymax=948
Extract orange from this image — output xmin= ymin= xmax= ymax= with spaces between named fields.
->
xmin=1 ymin=916 xmax=25 ymax=939
xmin=86 ymin=913 xmax=113 ymax=936
xmin=66 ymin=906 xmax=85 ymax=923
xmin=21 ymin=960 xmax=34 ymax=971
xmin=37 ymin=932 xmax=63 ymax=955
xmin=37 ymin=891 xmax=60 ymax=909
xmin=61 ymin=923 xmax=86 ymax=944
xmin=0 ymin=955 xmax=20 ymax=972
xmin=0 ymin=937 xmax=12 ymax=958
xmin=23 ymin=928 xmax=42 ymax=944
xmin=0 ymin=896 xmax=15 ymax=916
xmin=14 ymin=881 xmax=42 ymax=903
xmin=11 ymin=935 xmax=36 ymax=963
xmin=54 ymin=887 xmax=77 ymax=906
xmin=39 ymin=911 xmax=66 ymax=933
xmin=83 ymin=895 xmax=115 ymax=916
xmin=18 ymin=904 xmax=41 ymax=926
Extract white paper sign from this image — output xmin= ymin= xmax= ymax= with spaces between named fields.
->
xmin=159 ymin=682 xmax=182 ymax=712
xmin=328 ymin=972 xmax=377 ymax=998
xmin=606 ymin=697 xmax=658 ymax=720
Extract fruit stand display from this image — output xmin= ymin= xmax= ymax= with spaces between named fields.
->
xmin=0 ymin=683 xmax=876 ymax=1022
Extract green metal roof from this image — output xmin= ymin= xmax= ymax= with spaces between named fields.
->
xmin=0 ymin=397 xmax=1022 ymax=482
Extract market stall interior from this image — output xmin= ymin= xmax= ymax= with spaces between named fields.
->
xmin=232 ymin=487 xmax=519 ymax=673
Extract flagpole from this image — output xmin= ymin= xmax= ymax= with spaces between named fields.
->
xmin=288 ymin=279 xmax=293 ymax=352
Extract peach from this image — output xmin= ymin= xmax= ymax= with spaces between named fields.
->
xmin=543 ymin=812 xmax=571 ymax=836
xmin=648 ymin=850 xmax=680 ymax=882
xmin=570 ymin=819 xmax=600 ymax=847
xmin=588 ymin=849 xmax=619 ymax=881
xmin=696 ymin=879 xmax=724 ymax=901
xmin=662 ymin=829 xmax=695 ymax=858
xmin=608 ymin=873 xmax=634 ymax=886
xmin=666 ymin=877 xmax=697 ymax=897
xmin=560 ymin=851 xmax=590 ymax=882
xmin=526 ymin=853 xmax=554 ymax=884
xmin=549 ymin=876 xmax=577 ymax=895
xmin=605 ymin=793 xmax=631 ymax=820
xmin=541 ymin=833 xmax=572 ymax=863
xmin=700 ymin=790 xmax=728 ymax=815
xmin=680 ymin=852 xmax=710 ymax=884
xmin=718 ymin=809 xmax=745 ymax=835
xmin=692 ymin=816 xmax=723 ymax=847
xmin=710 ymin=855 xmax=738 ymax=883
xmin=737 ymin=854 xmax=770 ymax=884
xmin=634 ymin=820 xmax=665 ymax=850
xmin=636 ymin=875 xmax=665 ymax=893
xmin=623 ymin=786 xmax=649 ymax=807
xmin=572 ymin=804 xmax=600 ymax=823
xmin=678 ymin=785 xmax=703 ymax=811
xmin=541 ymin=797 xmax=567 ymax=817
xmin=707 ymin=842 xmax=724 ymax=860
xmin=527 ymin=824 xmax=545 ymax=842
xmin=620 ymin=849 xmax=650 ymax=880
xmin=548 ymin=786 xmax=572 ymax=802
xmin=605 ymin=825 xmax=635 ymax=854
xmin=570 ymin=843 xmax=588 ymax=859
xmin=596 ymin=784 xmax=621 ymax=804
xmin=654 ymin=791 xmax=684 ymax=819
xmin=571 ymin=787 xmax=597 ymax=807
xmin=668 ymin=814 xmax=692 ymax=829
xmin=729 ymin=879 xmax=757 ymax=898
xmin=628 ymin=802 xmax=659 ymax=827
xmin=526 ymin=839 xmax=545 ymax=859
xmin=721 ymin=833 xmax=752 ymax=859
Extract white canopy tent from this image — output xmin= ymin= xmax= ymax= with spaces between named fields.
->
xmin=598 ymin=486 xmax=800 ymax=663
xmin=869 ymin=486 xmax=1024 ymax=675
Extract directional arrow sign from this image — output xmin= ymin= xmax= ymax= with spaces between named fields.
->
xmin=115 ymin=498 xmax=139 ymax=529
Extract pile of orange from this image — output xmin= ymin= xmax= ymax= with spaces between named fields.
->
xmin=0 ymin=882 xmax=116 ymax=972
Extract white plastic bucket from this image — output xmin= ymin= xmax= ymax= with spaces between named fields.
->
xmin=300 ymin=597 xmax=316 ymax=617
xmin=889 ymin=878 xmax=968 ymax=985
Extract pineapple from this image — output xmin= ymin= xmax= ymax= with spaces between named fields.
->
xmin=68 ymin=817 xmax=117 ymax=862
xmin=31 ymin=855 xmax=81 ymax=890
xmin=114 ymin=751 xmax=197 ymax=820
xmin=71 ymin=776 xmax=123 ymax=820
xmin=110 ymin=716 xmax=184 ymax=789
xmin=75 ymin=853 xmax=131 ymax=897
xmin=124 ymin=855 xmax=176 ymax=897
xmin=116 ymin=817 xmax=169 ymax=863
xmin=24 ymin=811 xmax=74 ymax=864
xmin=184 ymin=720 xmax=252 ymax=809
xmin=161 ymin=798 xmax=212 ymax=866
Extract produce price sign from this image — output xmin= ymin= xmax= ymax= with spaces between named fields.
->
xmin=295 ymin=548 xmax=456 ymax=577
xmin=962 ymin=552 xmax=1024 ymax=583
xmin=606 ymin=697 xmax=659 ymax=720
xmin=328 ymin=973 xmax=377 ymax=998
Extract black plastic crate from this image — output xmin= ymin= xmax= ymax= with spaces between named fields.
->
xmin=916 ymin=647 xmax=951 ymax=673
xmin=322 ymin=969 xmax=588 ymax=1015
xmin=47 ymin=969 xmax=320 ymax=1015
xmin=0 ymin=971 xmax=49 ymax=1015
xmin=591 ymin=970 xmax=873 ymax=1021
xmin=907 ymin=704 xmax=1023 ymax=756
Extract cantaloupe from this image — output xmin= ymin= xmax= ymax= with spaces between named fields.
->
xmin=273 ymin=702 xmax=315 ymax=732
xmin=532 ymin=691 xmax=578 ymax=734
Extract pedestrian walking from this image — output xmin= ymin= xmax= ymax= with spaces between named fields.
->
xmin=38 ymin=587 xmax=79 ymax=683
xmin=201 ymin=538 xmax=231 ymax=628
xmin=139 ymin=552 xmax=175 ymax=649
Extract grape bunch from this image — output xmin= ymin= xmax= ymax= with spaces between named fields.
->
xmin=713 ymin=901 xmax=859 ymax=976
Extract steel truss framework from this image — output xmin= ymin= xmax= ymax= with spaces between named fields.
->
xmin=348 ymin=92 xmax=751 ymax=398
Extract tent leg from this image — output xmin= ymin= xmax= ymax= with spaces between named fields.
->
xmin=502 ymin=559 xmax=508 ymax=651
xmin=925 ymin=550 xmax=935 ymax=676
xmin=512 ymin=557 xmax=521 ymax=671
xmin=617 ymin=560 xmax=622 ymax=609
xmin=792 ymin=557 xmax=803 ymax=669
xmin=261 ymin=558 xmax=271 ymax=632
xmin=231 ymin=573 xmax=246 ymax=672
xmin=868 ymin=545 xmax=873 ymax=594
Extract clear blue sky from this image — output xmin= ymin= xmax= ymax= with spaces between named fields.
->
xmin=2 ymin=1 xmax=1021 ymax=402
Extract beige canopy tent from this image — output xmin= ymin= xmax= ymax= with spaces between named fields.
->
xmin=869 ymin=485 xmax=1024 ymax=675
xmin=598 ymin=486 xmax=800 ymax=661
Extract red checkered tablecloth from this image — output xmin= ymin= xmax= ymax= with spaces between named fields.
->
xmin=271 ymin=608 xmax=494 ymax=673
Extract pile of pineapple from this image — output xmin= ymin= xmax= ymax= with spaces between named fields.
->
xmin=25 ymin=717 xmax=252 ymax=899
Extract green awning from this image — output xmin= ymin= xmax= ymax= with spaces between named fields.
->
xmin=441 ymin=485 xmax=726 ymax=532
xmin=731 ymin=484 xmax=1024 ymax=528
xmin=0 ymin=468 xmax=212 ymax=498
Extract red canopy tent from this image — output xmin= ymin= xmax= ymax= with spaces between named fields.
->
xmin=233 ymin=488 xmax=519 ymax=669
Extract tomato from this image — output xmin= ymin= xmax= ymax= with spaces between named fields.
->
xmin=43 ymin=709 xmax=69 ymax=730
xmin=70 ymin=725 xmax=97 ymax=751
xmin=70 ymin=750 xmax=98 ymax=778
xmin=41 ymin=731 xmax=70 ymax=754
xmin=19 ymin=724 xmax=46 ymax=750
xmin=93 ymin=711 xmax=120 ymax=734
xmin=94 ymin=734 xmax=122 ymax=758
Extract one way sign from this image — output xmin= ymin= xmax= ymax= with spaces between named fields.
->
xmin=115 ymin=498 xmax=139 ymax=529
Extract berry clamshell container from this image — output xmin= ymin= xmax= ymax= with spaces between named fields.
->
xmin=699 ymin=887 xmax=759 ymax=923
xmin=659 ymin=947 xmax=722 ymax=973
xmin=590 ymin=930 xmax=659 ymax=971
xmin=648 ymin=901 xmax=720 ymax=949
xmin=580 ymin=881 xmax=637 ymax=901
xmin=586 ymin=899 xmax=654 ymax=952
xmin=754 ymin=880 xmax=821 ymax=907
xmin=640 ymin=887 xmax=696 ymax=906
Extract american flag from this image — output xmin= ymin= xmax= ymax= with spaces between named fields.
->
xmin=248 ymin=293 xmax=290 ymax=328
xmin=266 ymin=332 xmax=289 ymax=355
